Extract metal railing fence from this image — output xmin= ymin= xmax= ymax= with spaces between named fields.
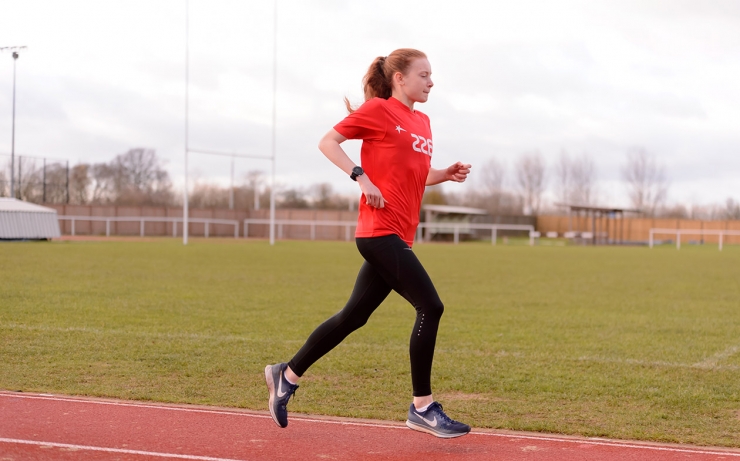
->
xmin=58 ymin=215 xmax=239 ymax=238
xmin=243 ymin=219 xmax=538 ymax=245
xmin=55 ymin=216 xmax=539 ymax=244
xmin=417 ymin=222 xmax=538 ymax=245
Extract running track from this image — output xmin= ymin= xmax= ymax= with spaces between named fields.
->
xmin=2 ymin=391 xmax=739 ymax=460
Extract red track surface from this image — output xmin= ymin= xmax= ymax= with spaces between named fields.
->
xmin=2 ymin=391 xmax=740 ymax=461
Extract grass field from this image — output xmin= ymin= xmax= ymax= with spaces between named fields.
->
xmin=2 ymin=239 xmax=740 ymax=447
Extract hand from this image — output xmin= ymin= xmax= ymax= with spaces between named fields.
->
xmin=445 ymin=162 xmax=471 ymax=182
xmin=357 ymin=175 xmax=386 ymax=208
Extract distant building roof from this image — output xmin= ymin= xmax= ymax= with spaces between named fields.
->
xmin=421 ymin=204 xmax=488 ymax=215
xmin=0 ymin=198 xmax=61 ymax=239
xmin=554 ymin=203 xmax=642 ymax=214
xmin=0 ymin=198 xmax=58 ymax=213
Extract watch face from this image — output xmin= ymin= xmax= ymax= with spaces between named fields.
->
xmin=352 ymin=166 xmax=363 ymax=176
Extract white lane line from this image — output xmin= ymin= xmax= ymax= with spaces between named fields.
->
xmin=471 ymin=432 xmax=740 ymax=457
xmin=3 ymin=392 xmax=740 ymax=457
xmin=0 ymin=392 xmax=273 ymax=420
xmin=0 ymin=437 xmax=245 ymax=461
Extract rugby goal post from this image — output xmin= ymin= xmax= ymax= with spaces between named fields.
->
xmin=182 ymin=0 xmax=278 ymax=245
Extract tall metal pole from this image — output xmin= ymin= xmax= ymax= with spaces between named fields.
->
xmin=11 ymin=52 xmax=18 ymax=199
xmin=183 ymin=0 xmax=190 ymax=245
xmin=229 ymin=154 xmax=234 ymax=209
xmin=269 ymin=0 xmax=277 ymax=245
xmin=17 ymin=156 xmax=21 ymax=199
xmin=65 ymin=160 xmax=70 ymax=203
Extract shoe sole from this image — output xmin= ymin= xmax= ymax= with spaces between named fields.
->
xmin=406 ymin=420 xmax=470 ymax=439
xmin=264 ymin=365 xmax=282 ymax=428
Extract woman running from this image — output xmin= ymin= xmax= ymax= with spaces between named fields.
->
xmin=265 ymin=48 xmax=472 ymax=438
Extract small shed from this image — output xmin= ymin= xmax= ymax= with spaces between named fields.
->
xmin=421 ymin=204 xmax=488 ymax=242
xmin=0 ymin=198 xmax=61 ymax=240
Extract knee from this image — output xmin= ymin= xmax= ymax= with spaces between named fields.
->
xmin=425 ymin=299 xmax=444 ymax=320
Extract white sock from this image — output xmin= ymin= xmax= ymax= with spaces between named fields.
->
xmin=284 ymin=373 xmax=297 ymax=385
xmin=415 ymin=403 xmax=431 ymax=412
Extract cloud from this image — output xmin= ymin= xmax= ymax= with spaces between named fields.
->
xmin=2 ymin=0 xmax=739 ymax=205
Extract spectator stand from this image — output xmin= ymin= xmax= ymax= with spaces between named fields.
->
xmin=556 ymin=203 xmax=641 ymax=245
xmin=420 ymin=204 xmax=489 ymax=242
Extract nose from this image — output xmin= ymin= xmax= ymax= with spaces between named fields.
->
xmin=428 ymin=78 xmax=434 ymax=88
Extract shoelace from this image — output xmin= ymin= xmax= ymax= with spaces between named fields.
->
xmin=279 ymin=384 xmax=298 ymax=409
xmin=431 ymin=403 xmax=457 ymax=424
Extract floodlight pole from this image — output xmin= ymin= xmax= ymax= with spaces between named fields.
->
xmin=1 ymin=46 xmax=26 ymax=199
xmin=269 ymin=0 xmax=277 ymax=245
xmin=183 ymin=0 xmax=190 ymax=245
xmin=229 ymin=154 xmax=234 ymax=209
xmin=11 ymin=51 xmax=17 ymax=199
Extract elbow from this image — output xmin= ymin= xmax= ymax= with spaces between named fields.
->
xmin=318 ymin=134 xmax=334 ymax=154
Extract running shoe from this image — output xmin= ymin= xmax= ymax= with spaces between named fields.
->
xmin=264 ymin=363 xmax=299 ymax=428
xmin=406 ymin=401 xmax=471 ymax=438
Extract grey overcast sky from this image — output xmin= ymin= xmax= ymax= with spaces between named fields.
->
xmin=1 ymin=0 xmax=739 ymax=208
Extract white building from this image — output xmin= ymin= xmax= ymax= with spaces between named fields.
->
xmin=0 ymin=198 xmax=61 ymax=240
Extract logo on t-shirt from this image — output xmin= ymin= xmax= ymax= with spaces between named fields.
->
xmin=410 ymin=134 xmax=433 ymax=156
xmin=395 ymin=125 xmax=406 ymax=133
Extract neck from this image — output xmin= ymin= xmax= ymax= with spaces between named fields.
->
xmin=391 ymin=90 xmax=414 ymax=111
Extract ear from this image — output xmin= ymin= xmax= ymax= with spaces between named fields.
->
xmin=393 ymin=71 xmax=405 ymax=86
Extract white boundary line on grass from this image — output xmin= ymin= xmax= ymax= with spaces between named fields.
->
xmin=694 ymin=345 xmax=740 ymax=369
xmin=2 ymin=392 xmax=740 ymax=458
xmin=0 ymin=437 xmax=246 ymax=461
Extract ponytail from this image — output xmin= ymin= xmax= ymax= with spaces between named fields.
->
xmin=345 ymin=48 xmax=427 ymax=113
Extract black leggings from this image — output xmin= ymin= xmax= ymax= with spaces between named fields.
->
xmin=288 ymin=234 xmax=444 ymax=397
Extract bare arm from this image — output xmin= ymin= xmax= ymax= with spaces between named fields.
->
xmin=426 ymin=162 xmax=471 ymax=186
xmin=318 ymin=129 xmax=387 ymax=208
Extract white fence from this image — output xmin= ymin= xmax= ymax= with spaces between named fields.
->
xmin=243 ymin=219 xmax=538 ymax=245
xmin=244 ymin=219 xmax=356 ymax=241
xmin=649 ymin=228 xmax=740 ymax=251
xmin=58 ymin=215 xmax=240 ymax=238
xmin=417 ymin=222 xmax=538 ymax=245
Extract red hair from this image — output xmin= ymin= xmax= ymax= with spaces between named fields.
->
xmin=344 ymin=48 xmax=427 ymax=113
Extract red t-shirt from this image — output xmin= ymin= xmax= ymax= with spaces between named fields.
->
xmin=334 ymin=97 xmax=433 ymax=246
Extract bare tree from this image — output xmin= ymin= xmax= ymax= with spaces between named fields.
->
xmin=279 ymin=187 xmax=309 ymax=209
xmin=189 ymin=182 xmax=229 ymax=209
xmin=309 ymin=182 xmax=349 ymax=209
xmin=244 ymin=170 xmax=264 ymax=210
xmin=516 ymin=151 xmax=546 ymax=215
xmin=69 ymin=164 xmax=91 ymax=204
xmin=480 ymin=157 xmax=507 ymax=212
xmin=725 ymin=198 xmax=740 ymax=220
xmin=481 ymin=158 xmax=506 ymax=196
xmin=44 ymin=163 xmax=69 ymax=203
xmin=0 ymin=169 xmax=7 ymax=197
xmin=554 ymin=151 xmax=571 ymax=206
xmin=554 ymin=151 xmax=596 ymax=206
xmin=110 ymin=148 xmax=173 ymax=206
xmin=90 ymin=163 xmax=116 ymax=204
xmin=622 ymin=147 xmax=668 ymax=216
xmin=570 ymin=153 xmax=596 ymax=205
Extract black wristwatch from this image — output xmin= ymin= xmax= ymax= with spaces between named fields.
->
xmin=350 ymin=166 xmax=364 ymax=181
